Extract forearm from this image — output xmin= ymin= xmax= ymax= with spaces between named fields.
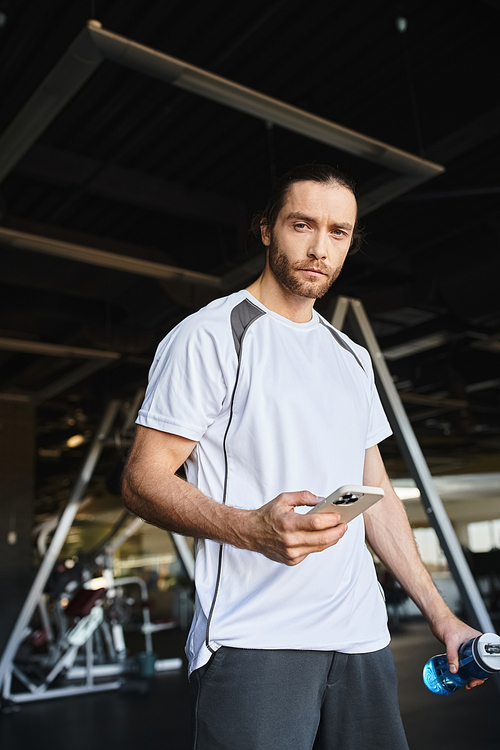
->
xmin=364 ymin=487 xmax=453 ymax=627
xmin=123 ymin=426 xmax=348 ymax=565
xmin=363 ymin=445 xmax=453 ymax=628
xmin=362 ymin=445 xmax=484 ymax=681
xmin=122 ymin=456 xmax=255 ymax=550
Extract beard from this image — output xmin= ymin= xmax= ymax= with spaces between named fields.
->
xmin=267 ymin=234 xmax=342 ymax=299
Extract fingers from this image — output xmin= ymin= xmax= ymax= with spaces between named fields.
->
xmin=278 ymin=523 xmax=348 ymax=565
xmin=297 ymin=522 xmax=348 ymax=550
xmin=276 ymin=491 xmax=343 ymax=529
xmin=304 ymin=509 xmax=342 ymax=529
xmin=254 ymin=490 xmax=349 ymax=566
xmin=430 ymin=619 xmax=489 ymax=692
xmin=465 ymin=678 xmax=486 ymax=690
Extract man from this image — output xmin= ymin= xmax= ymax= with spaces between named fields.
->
xmin=122 ymin=164 xmax=483 ymax=750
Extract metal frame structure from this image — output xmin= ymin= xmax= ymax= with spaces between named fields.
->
xmin=0 ymin=20 xmax=444 ymax=202
xmin=0 ymin=20 xmax=444 ymax=289
xmin=0 ymin=226 xmax=221 ymax=289
xmin=0 ymin=20 xmax=447 ymax=410
xmin=331 ymin=296 xmax=495 ymax=635
xmin=0 ymin=396 xmax=194 ymax=704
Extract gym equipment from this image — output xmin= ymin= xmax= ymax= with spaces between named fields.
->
xmin=0 ymin=394 xmax=194 ymax=706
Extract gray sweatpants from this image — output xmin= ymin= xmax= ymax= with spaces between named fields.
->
xmin=190 ymin=645 xmax=409 ymax=750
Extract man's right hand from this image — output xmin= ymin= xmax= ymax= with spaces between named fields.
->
xmin=246 ymin=490 xmax=347 ymax=566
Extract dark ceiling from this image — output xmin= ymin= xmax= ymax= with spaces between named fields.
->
xmin=0 ymin=0 xmax=499 ymax=505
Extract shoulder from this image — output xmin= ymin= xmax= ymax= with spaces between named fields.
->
xmin=156 ymin=291 xmax=250 ymax=355
xmin=176 ymin=291 xmax=250 ymax=332
xmin=316 ymin=311 xmax=372 ymax=373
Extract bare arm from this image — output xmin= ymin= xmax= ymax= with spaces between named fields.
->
xmin=363 ymin=445 xmax=483 ymax=688
xmin=122 ymin=425 xmax=347 ymax=566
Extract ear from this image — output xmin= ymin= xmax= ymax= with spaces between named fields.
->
xmin=260 ymin=220 xmax=271 ymax=247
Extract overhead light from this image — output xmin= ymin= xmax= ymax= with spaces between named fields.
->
xmin=396 ymin=16 xmax=408 ymax=33
xmin=66 ymin=434 xmax=85 ymax=448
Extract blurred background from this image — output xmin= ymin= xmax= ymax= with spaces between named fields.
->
xmin=0 ymin=1 xmax=499 ymax=746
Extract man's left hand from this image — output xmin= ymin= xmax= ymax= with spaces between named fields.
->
xmin=430 ymin=613 xmax=486 ymax=690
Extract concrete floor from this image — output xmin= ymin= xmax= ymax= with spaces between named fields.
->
xmin=0 ymin=620 xmax=498 ymax=749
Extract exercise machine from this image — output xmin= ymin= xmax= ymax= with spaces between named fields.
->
xmin=0 ymin=394 xmax=194 ymax=706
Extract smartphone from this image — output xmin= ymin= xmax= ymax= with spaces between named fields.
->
xmin=307 ymin=484 xmax=384 ymax=524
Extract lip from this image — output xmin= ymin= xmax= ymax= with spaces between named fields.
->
xmin=300 ymin=269 xmax=325 ymax=277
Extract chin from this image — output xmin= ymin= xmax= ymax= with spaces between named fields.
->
xmin=289 ymin=274 xmax=336 ymax=300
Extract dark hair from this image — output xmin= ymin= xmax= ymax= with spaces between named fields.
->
xmin=251 ymin=163 xmax=363 ymax=255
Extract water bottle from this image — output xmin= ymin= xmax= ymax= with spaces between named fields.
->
xmin=423 ymin=632 xmax=500 ymax=695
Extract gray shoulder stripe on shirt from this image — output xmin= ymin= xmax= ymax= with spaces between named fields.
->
xmin=231 ymin=298 xmax=266 ymax=359
xmin=319 ymin=318 xmax=366 ymax=373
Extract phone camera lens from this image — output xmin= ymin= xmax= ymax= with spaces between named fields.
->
xmin=337 ymin=492 xmax=359 ymax=505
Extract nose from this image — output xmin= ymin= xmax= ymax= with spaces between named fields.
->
xmin=308 ymin=231 xmax=328 ymax=260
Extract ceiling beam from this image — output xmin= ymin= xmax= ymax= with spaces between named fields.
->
xmin=0 ymin=20 xmax=447 ymax=293
xmin=6 ymin=215 xmax=180 ymax=267
xmin=0 ymin=226 xmax=222 ymax=289
xmin=0 ymin=393 xmax=32 ymax=403
xmin=15 ymin=144 xmax=246 ymax=228
xmin=0 ymin=335 xmax=121 ymax=405
xmin=32 ymin=360 xmax=113 ymax=406
xmin=471 ymin=339 xmax=500 ymax=354
xmin=88 ymin=22 xmax=442 ymax=178
xmin=0 ymin=336 xmax=135 ymax=405
xmin=424 ymin=103 xmax=500 ymax=164
xmin=400 ymin=393 xmax=468 ymax=410
xmin=0 ymin=24 xmax=103 ymax=184
xmin=235 ymin=101 xmax=500 ymax=285
xmin=382 ymin=332 xmax=450 ymax=361
xmin=0 ymin=336 xmax=120 ymax=360
xmin=0 ymin=19 xmax=443 ymax=210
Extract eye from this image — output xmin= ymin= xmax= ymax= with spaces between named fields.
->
xmin=294 ymin=222 xmax=308 ymax=230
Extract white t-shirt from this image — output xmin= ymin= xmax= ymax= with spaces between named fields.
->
xmin=137 ymin=290 xmax=393 ymax=674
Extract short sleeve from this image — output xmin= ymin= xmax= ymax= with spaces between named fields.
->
xmin=357 ymin=347 xmax=392 ymax=449
xmin=136 ymin=319 xmax=229 ymax=442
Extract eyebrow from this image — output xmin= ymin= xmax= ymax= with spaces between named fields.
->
xmin=285 ymin=212 xmax=353 ymax=231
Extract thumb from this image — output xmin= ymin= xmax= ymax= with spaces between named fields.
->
xmin=285 ymin=490 xmax=324 ymax=508
xmin=446 ymin=643 xmax=459 ymax=674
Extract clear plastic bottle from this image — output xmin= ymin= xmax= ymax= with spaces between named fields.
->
xmin=423 ymin=632 xmax=500 ymax=695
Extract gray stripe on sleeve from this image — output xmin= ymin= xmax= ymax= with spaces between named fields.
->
xmin=231 ymin=298 xmax=266 ymax=359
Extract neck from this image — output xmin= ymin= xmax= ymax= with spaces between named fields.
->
xmin=246 ymin=265 xmax=315 ymax=323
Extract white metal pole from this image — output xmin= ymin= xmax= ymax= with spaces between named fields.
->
xmin=332 ymin=297 xmax=495 ymax=634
